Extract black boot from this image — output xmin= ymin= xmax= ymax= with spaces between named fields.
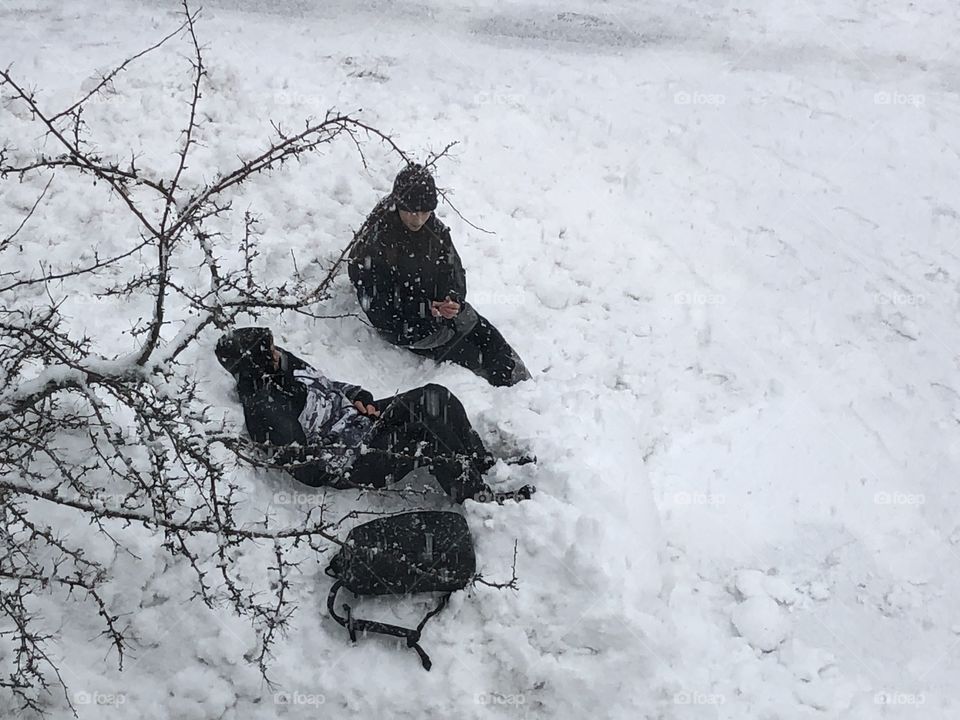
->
xmin=471 ymin=484 xmax=536 ymax=504
xmin=505 ymin=453 xmax=537 ymax=467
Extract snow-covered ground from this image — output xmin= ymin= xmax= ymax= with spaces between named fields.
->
xmin=2 ymin=0 xmax=959 ymax=717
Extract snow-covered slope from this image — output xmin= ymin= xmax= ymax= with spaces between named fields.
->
xmin=2 ymin=0 xmax=958 ymax=717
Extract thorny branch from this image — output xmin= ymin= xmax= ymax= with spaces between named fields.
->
xmin=0 ymin=3 xmax=422 ymax=715
xmin=473 ymin=540 xmax=520 ymax=590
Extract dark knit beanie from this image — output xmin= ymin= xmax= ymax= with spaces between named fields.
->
xmin=215 ymin=327 xmax=274 ymax=377
xmin=392 ymin=164 xmax=438 ymax=212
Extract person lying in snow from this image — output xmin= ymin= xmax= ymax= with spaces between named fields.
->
xmin=347 ymin=163 xmax=531 ymax=387
xmin=215 ymin=327 xmax=534 ymax=504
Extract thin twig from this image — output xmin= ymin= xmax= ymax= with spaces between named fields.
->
xmin=1 ymin=174 xmax=54 ymax=250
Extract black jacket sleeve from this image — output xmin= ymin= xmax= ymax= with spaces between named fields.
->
xmin=348 ymin=234 xmax=409 ymax=339
xmin=240 ymin=384 xmax=307 ymax=447
xmin=332 ymin=381 xmax=374 ymax=407
xmin=440 ymin=230 xmax=467 ymax=302
xmin=236 ymin=348 xmax=310 ymax=447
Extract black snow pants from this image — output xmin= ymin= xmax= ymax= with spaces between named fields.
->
xmin=338 ymin=384 xmax=495 ymax=503
xmin=411 ymin=312 xmax=529 ymax=388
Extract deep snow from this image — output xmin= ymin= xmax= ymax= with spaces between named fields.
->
xmin=2 ymin=0 xmax=959 ymax=718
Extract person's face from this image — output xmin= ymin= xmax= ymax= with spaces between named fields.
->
xmin=399 ymin=209 xmax=432 ymax=232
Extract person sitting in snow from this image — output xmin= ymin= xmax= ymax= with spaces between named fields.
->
xmin=215 ymin=327 xmax=534 ymax=503
xmin=347 ymin=163 xmax=530 ymax=387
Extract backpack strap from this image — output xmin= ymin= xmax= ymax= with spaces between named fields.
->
xmin=326 ymin=580 xmax=451 ymax=671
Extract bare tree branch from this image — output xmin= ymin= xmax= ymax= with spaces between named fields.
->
xmin=0 ymin=3 xmax=415 ymax=714
xmin=0 ymin=174 xmax=53 ymax=251
xmin=49 ymin=13 xmax=194 ymax=123
xmin=473 ymin=540 xmax=520 ymax=590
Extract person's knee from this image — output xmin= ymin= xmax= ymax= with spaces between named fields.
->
xmin=417 ymin=383 xmax=450 ymax=418
xmin=415 ymin=383 xmax=455 ymax=416
xmin=421 ymin=382 xmax=447 ymax=395
xmin=292 ymin=466 xmax=330 ymax=488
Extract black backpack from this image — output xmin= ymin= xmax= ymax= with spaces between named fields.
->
xmin=325 ymin=511 xmax=476 ymax=670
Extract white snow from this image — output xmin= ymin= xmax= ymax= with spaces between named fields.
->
xmin=2 ymin=0 xmax=959 ymax=718
xmin=731 ymin=595 xmax=789 ymax=652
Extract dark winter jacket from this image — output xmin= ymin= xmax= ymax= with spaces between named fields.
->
xmin=225 ymin=347 xmax=375 ymax=482
xmin=348 ymin=200 xmax=468 ymax=347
